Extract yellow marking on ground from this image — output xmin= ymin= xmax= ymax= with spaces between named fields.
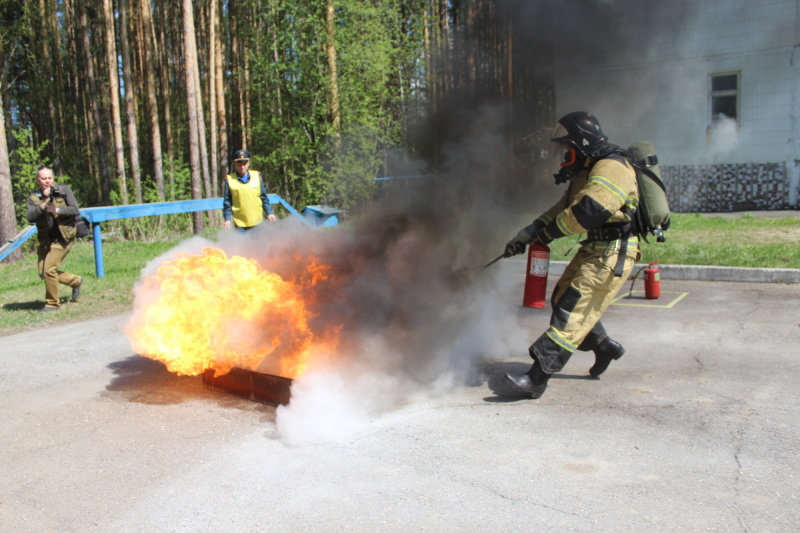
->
xmin=612 ymin=290 xmax=689 ymax=308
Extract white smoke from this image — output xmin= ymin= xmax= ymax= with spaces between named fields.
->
xmin=175 ymin=198 xmax=530 ymax=446
xmin=273 ymin=289 xmax=528 ymax=446
xmin=130 ymin=61 xmax=553 ymax=449
xmin=704 ymin=116 xmax=741 ymax=163
xmin=128 ymin=181 xmax=533 ymax=445
xmin=274 ymin=339 xmax=414 ymax=446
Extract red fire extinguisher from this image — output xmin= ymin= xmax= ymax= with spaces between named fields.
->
xmin=644 ymin=260 xmax=661 ymax=299
xmin=523 ymin=243 xmax=550 ymax=308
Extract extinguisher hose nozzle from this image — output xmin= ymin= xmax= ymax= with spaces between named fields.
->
xmin=484 ymin=254 xmax=505 ymax=268
xmin=627 ymin=264 xmax=648 ymax=297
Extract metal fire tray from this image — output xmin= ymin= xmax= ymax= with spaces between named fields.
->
xmin=201 ymin=368 xmax=293 ymax=405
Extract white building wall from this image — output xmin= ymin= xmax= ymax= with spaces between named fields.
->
xmin=554 ymin=0 xmax=800 ymax=177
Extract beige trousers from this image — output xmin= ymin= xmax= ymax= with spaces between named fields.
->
xmin=38 ymin=239 xmax=80 ymax=308
xmin=531 ymin=241 xmax=640 ymax=373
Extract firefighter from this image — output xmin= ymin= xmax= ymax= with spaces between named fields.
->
xmin=25 ymin=166 xmax=84 ymax=312
xmin=222 ymin=149 xmax=277 ymax=231
xmin=502 ymin=112 xmax=640 ymax=399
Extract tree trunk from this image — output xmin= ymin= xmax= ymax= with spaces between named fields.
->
xmin=182 ymin=0 xmax=204 ymax=233
xmin=241 ymin=38 xmax=251 ymax=151
xmin=268 ymin=2 xmax=288 ymax=199
xmin=192 ymin=2 xmax=211 ymax=200
xmin=231 ymin=6 xmax=246 ymax=150
xmin=39 ymin=0 xmax=63 ymax=172
xmin=26 ymin=2 xmax=46 ymax=156
xmin=103 ymin=0 xmax=128 ymax=204
xmin=156 ymin=1 xmax=175 ymax=197
xmin=214 ymin=0 xmax=228 ymax=195
xmin=195 ymin=57 xmax=212 ymax=200
xmin=2 ymin=90 xmax=12 ymax=150
xmin=80 ymin=0 xmax=111 ymax=205
xmin=138 ymin=0 xmax=165 ymax=201
xmin=49 ymin=0 xmax=67 ymax=175
xmin=195 ymin=67 xmax=211 ymax=198
xmin=0 ymin=94 xmax=20 ymax=263
xmin=326 ymin=0 xmax=341 ymax=139
xmin=64 ymin=0 xmax=86 ymax=182
xmin=119 ymin=0 xmax=143 ymax=203
xmin=208 ymin=0 xmax=219 ymax=197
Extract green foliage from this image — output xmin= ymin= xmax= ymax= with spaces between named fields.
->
xmin=248 ymin=0 xmax=329 ymax=207
xmin=164 ymin=157 xmax=193 ymax=202
xmin=245 ymin=0 xmax=426 ymax=211
xmin=335 ymin=1 xmax=396 ymax=119
xmin=5 ymin=0 xmax=432 ymax=215
xmin=322 ymin=127 xmax=382 ymax=211
xmin=0 ymin=0 xmax=27 ymax=75
xmin=9 ymin=128 xmax=52 ymax=224
xmin=318 ymin=0 xmax=407 ymax=211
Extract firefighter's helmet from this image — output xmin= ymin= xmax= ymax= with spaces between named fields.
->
xmin=550 ymin=111 xmax=608 ymax=157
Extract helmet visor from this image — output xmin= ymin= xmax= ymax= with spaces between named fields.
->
xmin=548 ymin=141 xmax=573 ymax=163
xmin=550 ymin=122 xmax=568 ymax=142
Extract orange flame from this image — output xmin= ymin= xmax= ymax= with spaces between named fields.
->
xmin=125 ymin=247 xmax=340 ymax=379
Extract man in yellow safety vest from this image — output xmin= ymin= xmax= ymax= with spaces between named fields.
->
xmin=222 ymin=149 xmax=277 ymax=231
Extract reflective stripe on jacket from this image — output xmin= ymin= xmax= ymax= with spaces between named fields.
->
xmin=538 ymin=153 xmax=638 ymax=241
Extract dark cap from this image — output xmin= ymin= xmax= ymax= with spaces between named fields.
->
xmin=233 ymin=149 xmax=251 ymax=162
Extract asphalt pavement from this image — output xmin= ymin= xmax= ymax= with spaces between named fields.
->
xmin=1 ymin=260 xmax=798 ymax=532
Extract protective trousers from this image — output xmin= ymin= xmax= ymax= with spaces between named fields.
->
xmin=530 ymin=242 xmax=639 ymax=373
xmin=38 ymin=239 xmax=80 ymax=308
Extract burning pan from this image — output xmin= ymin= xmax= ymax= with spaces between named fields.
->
xmin=201 ymin=368 xmax=293 ymax=406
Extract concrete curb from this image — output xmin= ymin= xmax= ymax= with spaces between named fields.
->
xmin=548 ymin=261 xmax=800 ymax=284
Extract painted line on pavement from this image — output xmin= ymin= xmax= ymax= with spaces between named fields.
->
xmin=612 ymin=290 xmax=689 ymax=308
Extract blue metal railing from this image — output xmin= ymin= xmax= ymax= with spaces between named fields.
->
xmin=0 ymin=225 xmax=38 ymax=263
xmin=374 ymin=174 xmax=435 ymax=200
xmin=0 ymin=195 xmax=324 ymax=277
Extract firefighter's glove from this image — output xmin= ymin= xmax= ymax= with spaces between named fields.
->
xmin=504 ymin=236 xmax=527 ymax=257
xmin=504 ymin=221 xmax=545 ymax=257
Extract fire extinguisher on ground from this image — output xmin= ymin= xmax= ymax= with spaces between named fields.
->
xmin=523 ymin=243 xmax=550 ymax=308
xmin=629 ymin=260 xmax=662 ymax=299
xmin=644 ymin=260 xmax=661 ymax=299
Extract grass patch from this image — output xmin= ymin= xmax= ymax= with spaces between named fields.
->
xmin=549 ymin=213 xmax=800 ymax=269
xmin=0 ymin=236 xmax=192 ymax=337
xmin=1 ymin=212 xmax=798 ymax=337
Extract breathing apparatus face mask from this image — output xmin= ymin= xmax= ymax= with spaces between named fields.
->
xmin=553 ymin=143 xmax=585 ymax=184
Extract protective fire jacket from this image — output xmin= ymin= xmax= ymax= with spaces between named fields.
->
xmin=222 ymin=171 xmax=273 ymax=228
xmin=26 ymin=183 xmax=81 ymax=244
xmin=537 ymin=152 xmax=639 ymax=243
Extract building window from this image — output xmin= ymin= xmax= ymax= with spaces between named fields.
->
xmin=710 ymin=72 xmax=739 ymax=123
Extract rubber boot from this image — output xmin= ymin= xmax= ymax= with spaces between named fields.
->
xmin=589 ymin=337 xmax=625 ymax=377
xmin=504 ymin=360 xmax=552 ymax=399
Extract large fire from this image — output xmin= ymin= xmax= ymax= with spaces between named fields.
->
xmin=125 ymin=247 xmax=340 ymax=379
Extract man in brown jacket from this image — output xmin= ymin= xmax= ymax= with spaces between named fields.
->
xmin=25 ymin=166 xmax=84 ymax=312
